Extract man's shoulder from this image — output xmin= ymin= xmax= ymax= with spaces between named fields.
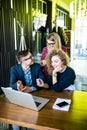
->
xmin=11 ymin=64 xmax=21 ymax=70
xmin=31 ymin=63 xmax=41 ymax=68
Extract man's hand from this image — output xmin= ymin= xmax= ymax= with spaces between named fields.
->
xmin=36 ymin=78 xmax=44 ymax=87
xmin=17 ymin=80 xmax=24 ymax=91
xmin=36 ymin=78 xmax=49 ymax=88
xmin=21 ymin=86 xmax=32 ymax=93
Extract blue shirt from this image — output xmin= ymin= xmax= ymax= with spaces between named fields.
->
xmin=24 ymin=68 xmax=36 ymax=91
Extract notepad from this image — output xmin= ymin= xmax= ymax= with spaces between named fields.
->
xmin=52 ymin=98 xmax=71 ymax=111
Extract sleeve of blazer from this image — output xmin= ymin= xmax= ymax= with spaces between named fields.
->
xmin=31 ymin=63 xmax=47 ymax=90
xmin=9 ymin=64 xmax=25 ymax=90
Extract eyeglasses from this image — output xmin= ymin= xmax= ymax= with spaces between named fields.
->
xmin=23 ymin=56 xmax=32 ymax=61
xmin=47 ymin=42 xmax=55 ymax=46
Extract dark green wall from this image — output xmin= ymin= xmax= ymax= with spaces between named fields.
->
xmin=0 ymin=0 xmax=32 ymax=87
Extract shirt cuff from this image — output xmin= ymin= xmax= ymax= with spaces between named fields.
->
xmin=31 ymin=86 xmax=37 ymax=91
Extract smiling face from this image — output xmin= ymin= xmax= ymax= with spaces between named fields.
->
xmin=51 ymin=55 xmax=64 ymax=72
xmin=46 ymin=49 xmax=69 ymax=74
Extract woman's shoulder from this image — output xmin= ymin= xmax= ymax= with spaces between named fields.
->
xmin=62 ymin=45 xmax=67 ymax=52
xmin=66 ymin=66 xmax=76 ymax=74
xmin=41 ymin=47 xmax=48 ymax=60
xmin=42 ymin=46 xmax=48 ymax=52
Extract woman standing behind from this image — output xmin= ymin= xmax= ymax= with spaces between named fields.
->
xmin=41 ymin=32 xmax=61 ymax=79
xmin=46 ymin=49 xmax=76 ymax=92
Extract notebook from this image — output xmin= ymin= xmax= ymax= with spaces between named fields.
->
xmin=1 ymin=87 xmax=49 ymax=111
xmin=52 ymin=98 xmax=71 ymax=111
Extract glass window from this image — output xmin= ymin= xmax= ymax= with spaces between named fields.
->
xmin=74 ymin=0 xmax=87 ymax=59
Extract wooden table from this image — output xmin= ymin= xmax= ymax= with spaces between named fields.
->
xmin=0 ymin=89 xmax=87 ymax=130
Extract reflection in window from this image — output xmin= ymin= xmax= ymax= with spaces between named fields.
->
xmin=74 ymin=0 xmax=87 ymax=59
xmin=74 ymin=18 xmax=87 ymax=59
xmin=56 ymin=7 xmax=68 ymax=29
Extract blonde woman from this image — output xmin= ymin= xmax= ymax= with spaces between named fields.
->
xmin=46 ymin=49 xmax=76 ymax=92
xmin=41 ymin=32 xmax=62 ymax=79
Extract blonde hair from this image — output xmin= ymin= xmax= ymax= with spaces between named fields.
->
xmin=46 ymin=32 xmax=61 ymax=49
xmin=46 ymin=49 xmax=69 ymax=75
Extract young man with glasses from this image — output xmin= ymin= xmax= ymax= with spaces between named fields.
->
xmin=10 ymin=49 xmax=49 ymax=130
xmin=10 ymin=49 xmax=49 ymax=92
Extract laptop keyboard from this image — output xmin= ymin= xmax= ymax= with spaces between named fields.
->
xmin=35 ymin=101 xmax=41 ymax=107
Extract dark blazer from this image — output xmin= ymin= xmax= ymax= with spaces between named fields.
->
xmin=9 ymin=63 xmax=46 ymax=90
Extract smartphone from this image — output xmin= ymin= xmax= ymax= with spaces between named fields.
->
xmin=56 ymin=101 xmax=69 ymax=108
xmin=39 ymin=79 xmax=42 ymax=84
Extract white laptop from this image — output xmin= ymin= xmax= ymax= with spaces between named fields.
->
xmin=1 ymin=87 xmax=49 ymax=111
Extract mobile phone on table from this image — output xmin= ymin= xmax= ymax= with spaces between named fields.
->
xmin=38 ymin=79 xmax=43 ymax=84
xmin=56 ymin=101 xmax=69 ymax=107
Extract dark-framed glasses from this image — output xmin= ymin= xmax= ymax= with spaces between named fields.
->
xmin=47 ymin=42 xmax=55 ymax=46
xmin=23 ymin=56 xmax=32 ymax=61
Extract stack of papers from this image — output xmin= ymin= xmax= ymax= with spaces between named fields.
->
xmin=52 ymin=98 xmax=71 ymax=111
